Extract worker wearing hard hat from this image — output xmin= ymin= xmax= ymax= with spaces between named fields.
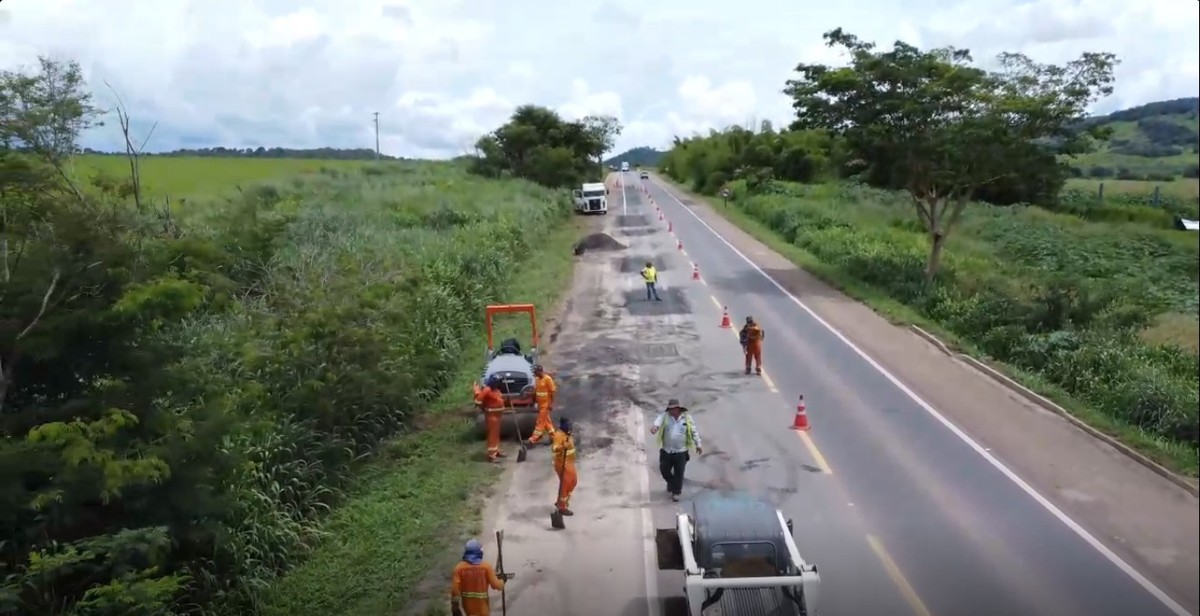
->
xmin=550 ymin=417 xmax=578 ymax=516
xmin=650 ymin=399 xmax=702 ymax=502
xmin=474 ymin=375 xmax=507 ymax=462
xmin=640 ymin=261 xmax=662 ymax=301
xmin=527 ymin=365 xmax=557 ymax=445
xmin=449 ymin=538 xmax=509 ymax=616
xmin=739 ymin=316 xmax=765 ymax=375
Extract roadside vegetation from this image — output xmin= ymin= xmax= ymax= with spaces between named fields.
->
xmin=0 ymin=57 xmax=586 ymax=616
xmin=659 ymin=30 xmax=1199 ymax=475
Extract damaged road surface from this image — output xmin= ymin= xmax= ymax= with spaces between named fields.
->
xmin=479 ymin=173 xmax=1199 ymax=616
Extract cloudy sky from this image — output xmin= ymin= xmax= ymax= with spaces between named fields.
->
xmin=1 ymin=0 xmax=1196 ymax=159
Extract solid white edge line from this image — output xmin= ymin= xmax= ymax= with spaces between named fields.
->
xmin=623 ymin=179 xmax=662 ymax=616
xmin=645 ymin=177 xmax=1194 ymax=616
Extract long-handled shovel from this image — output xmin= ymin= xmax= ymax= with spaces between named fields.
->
xmin=495 ymin=530 xmax=510 ymax=616
xmin=550 ymin=447 xmax=567 ymax=530
xmin=509 ymin=387 xmax=530 ymax=463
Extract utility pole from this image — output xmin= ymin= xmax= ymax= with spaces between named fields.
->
xmin=373 ymin=112 xmax=380 ymax=160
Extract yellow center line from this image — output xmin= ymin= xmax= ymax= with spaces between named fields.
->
xmin=760 ymin=370 xmax=780 ymax=393
xmin=867 ymin=535 xmax=935 ymax=616
xmin=795 ymin=430 xmax=832 ymax=474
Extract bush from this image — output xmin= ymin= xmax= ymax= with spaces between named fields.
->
xmin=1 ymin=162 xmax=573 ymax=615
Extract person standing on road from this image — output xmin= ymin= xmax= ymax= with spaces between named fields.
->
xmin=739 ymin=316 xmax=766 ymax=375
xmin=449 ymin=538 xmax=509 ymax=616
xmin=527 ymin=365 xmax=557 ymax=445
xmin=550 ymin=417 xmax=578 ymax=516
xmin=474 ymin=375 xmax=507 ymax=463
xmin=650 ymin=399 xmax=702 ymax=502
xmin=640 ymin=261 xmax=662 ymax=301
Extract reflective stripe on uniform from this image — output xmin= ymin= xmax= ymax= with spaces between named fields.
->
xmin=656 ymin=414 xmax=696 ymax=450
xmin=460 ymin=591 xmax=488 ymax=599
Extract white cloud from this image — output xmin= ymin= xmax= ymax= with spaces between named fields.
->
xmin=0 ymin=0 xmax=1195 ymax=159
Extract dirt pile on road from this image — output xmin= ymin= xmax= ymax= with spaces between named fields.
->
xmin=573 ymin=233 xmax=626 ymax=255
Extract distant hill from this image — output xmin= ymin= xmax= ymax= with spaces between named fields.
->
xmin=1068 ymin=97 xmax=1199 ymax=179
xmin=604 ymin=146 xmax=665 ymax=168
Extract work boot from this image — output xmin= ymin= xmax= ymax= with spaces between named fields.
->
xmin=745 ymin=367 xmax=751 ymax=375
xmin=671 ymin=493 xmax=680 ymax=502
xmin=495 ymin=451 xmax=507 ymax=458
xmin=755 ymin=367 xmax=762 ymax=375
xmin=559 ymin=508 xmax=574 ymax=516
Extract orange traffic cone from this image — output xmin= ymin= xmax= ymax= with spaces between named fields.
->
xmin=791 ymin=396 xmax=811 ymax=431
xmin=677 ymin=239 xmax=683 ymax=251
xmin=692 ymin=263 xmax=701 ymax=280
xmin=658 ymin=211 xmax=664 ymax=221
xmin=719 ymin=307 xmax=732 ymax=328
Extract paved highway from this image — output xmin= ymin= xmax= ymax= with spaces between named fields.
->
xmin=481 ymin=173 xmax=1194 ymax=616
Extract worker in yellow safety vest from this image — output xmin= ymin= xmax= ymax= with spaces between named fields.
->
xmin=640 ymin=262 xmax=662 ymax=301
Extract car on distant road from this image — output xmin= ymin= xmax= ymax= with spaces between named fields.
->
xmin=640 ymin=171 xmax=649 ymax=179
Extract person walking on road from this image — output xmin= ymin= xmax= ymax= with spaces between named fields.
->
xmin=650 ymin=399 xmax=702 ymax=502
xmin=551 ymin=417 xmax=578 ymax=516
xmin=640 ymin=261 xmax=662 ymax=301
xmin=527 ymin=365 xmax=557 ymax=445
xmin=739 ymin=316 xmax=766 ymax=375
xmin=474 ymin=375 xmax=507 ymax=463
xmin=449 ymin=538 xmax=509 ymax=616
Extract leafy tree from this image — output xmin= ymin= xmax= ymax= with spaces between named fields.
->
xmin=469 ymin=105 xmax=619 ymax=188
xmin=659 ymin=122 xmax=835 ymax=194
xmin=784 ymin=28 xmax=1117 ymax=281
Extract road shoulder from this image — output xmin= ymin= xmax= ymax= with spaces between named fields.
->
xmin=648 ymin=174 xmax=1200 ymax=614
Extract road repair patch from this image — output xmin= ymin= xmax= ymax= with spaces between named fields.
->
xmin=572 ymin=233 xmax=626 ymax=255
xmin=617 ymin=255 xmax=672 ymax=273
xmin=623 ymin=288 xmax=691 ymax=316
xmin=616 ymin=215 xmax=650 ymax=228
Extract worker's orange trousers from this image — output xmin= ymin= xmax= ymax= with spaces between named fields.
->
xmin=744 ymin=341 xmax=763 ymax=372
xmin=529 ymin=406 xmax=554 ymax=443
xmin=555 ymin=463 xmax=577 ymax=511
xmin=485 ymin=412 xmax=503 ymax=460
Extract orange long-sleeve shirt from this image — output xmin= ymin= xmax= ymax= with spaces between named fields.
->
xmin=474 ymin=386 xmax=505 ymax=411
xmin=450 ymin=561 xmax=505 ymax=616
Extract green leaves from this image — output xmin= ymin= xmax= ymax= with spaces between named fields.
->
xmin=470 ymin=105 xmax=622 ymax=188
xmin=783 ymin=28 xmax=1119 ymax=280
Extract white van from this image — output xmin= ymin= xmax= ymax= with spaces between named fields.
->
xmin=621 ymin=161 xmax=630 ymax=172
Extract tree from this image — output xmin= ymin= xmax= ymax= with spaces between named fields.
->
xmin=784 ymin=29 xmax=1117 ymax=281
xmin=468 ymin=105 xmax=617 ymax=188
xmin=580 ymin=114 xmax=623 ymax=164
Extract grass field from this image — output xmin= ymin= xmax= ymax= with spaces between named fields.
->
xmin=669 ymin=178 xmax=1199 ymax=476
xmin=1064 ymin=177 xmax=1200 ymax=201
xmin=8 ymin=152 xmax=592 ymax=615
xmin=68 ymin=155 xmax=365 ymax=198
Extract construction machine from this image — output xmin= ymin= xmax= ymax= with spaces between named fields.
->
xmin=656 ymin=492 xmax=820 ymax=616
xmin=473 ymin=304 xmax=542 ymax=438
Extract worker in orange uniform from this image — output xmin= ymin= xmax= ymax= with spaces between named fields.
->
xmin=449 ymin=538 xmax=509 ymax=616
xmin=550 ymin=417 xmax=578 ymax=516
xmin=527 ymin=365 xmax=557 ymax=445
xmin=475 ymin=375 xmax=507 ymax=462
xmin=739 ymin=316 xmax=765 ymax=375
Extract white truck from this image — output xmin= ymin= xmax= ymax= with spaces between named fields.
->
xmin=621 ymin=161 xmax=630 ymax=172
xmin=656 ymin=493 xmax=820 ymax=616
xmin=572 ymin=182 xmax=609 ymax=215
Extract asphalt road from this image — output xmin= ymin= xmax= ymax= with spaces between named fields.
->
xmin=626 ymin=174 xmax=1193 ymax=616
xmin=480 ymin=174 xmax=1193 ymax=616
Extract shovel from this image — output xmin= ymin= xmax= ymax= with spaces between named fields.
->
xmin=495 ymin=530 xmax=511 ymax=616
xmin=550 ymin=448 xmax=567 ymax=530
xmin=508 ymin=390 xmax=528 ymax=463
